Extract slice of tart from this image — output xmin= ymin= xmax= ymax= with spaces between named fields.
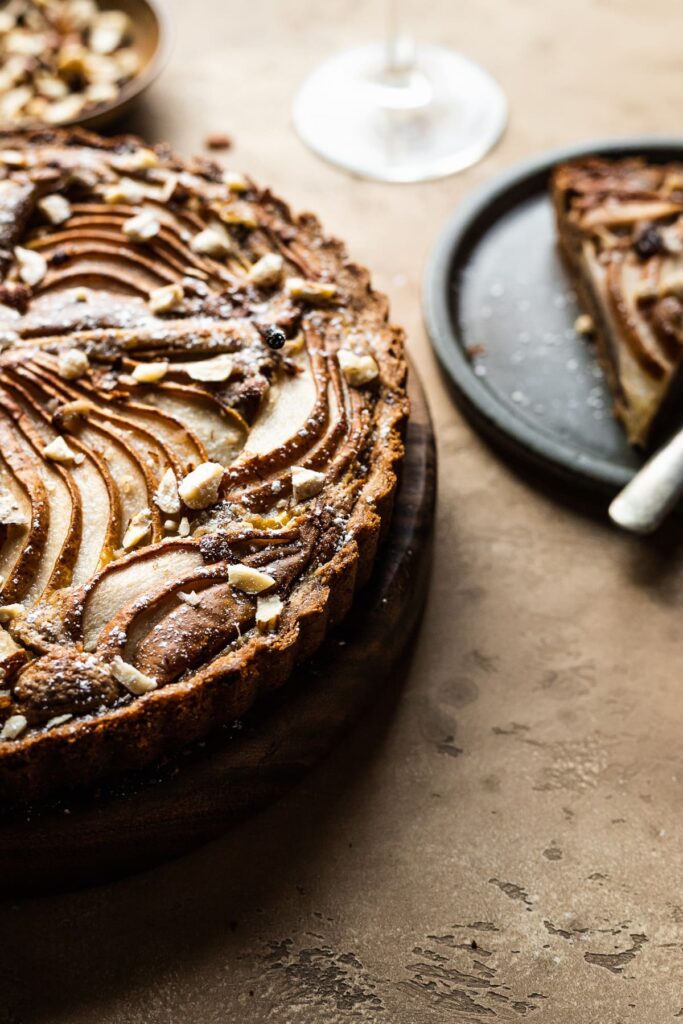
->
xmin=552 ymin=156 xmax=683 ymax=446
xmin=0 ymin=128 xmax=408 ymax=802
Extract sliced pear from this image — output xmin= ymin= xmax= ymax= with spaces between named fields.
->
xmin=244 ymin=352 xmax=316 ymax=455
xmin=138 ymin=383 xmax=247 ymax=465
xmin=80 ymin=542 xmax=204 ymax=648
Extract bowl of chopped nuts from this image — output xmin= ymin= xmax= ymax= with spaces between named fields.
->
xmin=0 ymin=0 xmax=171 ymax=131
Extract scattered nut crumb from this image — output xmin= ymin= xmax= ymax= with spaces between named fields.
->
xmin=574 ymin=313 xmax=594 ymax=336
xmin=205 ymin=132 xmax=232 ymax=151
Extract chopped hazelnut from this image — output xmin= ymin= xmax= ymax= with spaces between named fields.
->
xmin=58 ymin=347 xmax=90 ymax=380
xmin=337 ymin=349 xmax=379 ymax=386
xmin=104 ymin=177 xmax=145 ymax=204
xmin=154 ymin=468 xmax=181 ymax=515
xmin=178 ymin=462 xmax=224 ymax=510
xmin=43 ymin=436 xmax=79 ymax=463
xmin=256 ymin=593 xmax=283 ymax=631
xmin=131 ymin=360 xmax=169 ymax=383
xmin=218 ymin=202 xmax=257 ymax=229
xmin=223 ymin=171 xmax=248 ymax=193
xmin=90 ymin=10 xmax=130 ymax=55
xmin=0 ymin=714 xmax=27 ymax=740
xmin=46 ymin=713 xmax=73 ymax=729
xmin=112 ymin=147 xmax=158 ymax=173
xmin=111 ymin=655 xmax=157 ymax=696
xmin=184 ymin=354 xmax=233 ymax=382
xmin=190 ymin=226 xmax=232 ymax=257
xmin=15 ymin=246 xmax=47 ymax=287
xmin=38 ymin=194 xmax=71 ymax=225
xmin=291 ymin=465 xmax=325 ymax=502
xmin=228 ymin=563 xmax=276 ymax=594
xmin=248 ymin=252 xmax=284 ymax=287
xmin=0 ymin=604 xmax=24 ymax=623
xmin=285 ymin=277 xmax=337 ymax=303
xmin=148 ymin=282 xmax=184 ymax=314
xmin=59 ymin=398 xmax=92 ymax=429
xmin=122 ymin=508 xmax=152 ymax=550
xmin=43 ymin=94 xmax=86 ymax=124
xmin=123 ymin=210 xmax=161 ymax=242
xmin=0 ymin=489 xmax=26 ymax=526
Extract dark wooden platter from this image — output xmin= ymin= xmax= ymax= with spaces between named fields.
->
xmin=424 ymin=137 xmax=683 ymax=495
xmin=0 ymin=370 xmax=435 ymax=896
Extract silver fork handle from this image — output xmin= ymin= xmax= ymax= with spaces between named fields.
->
xmin=609 ymin=427 xmax=683 ymax=534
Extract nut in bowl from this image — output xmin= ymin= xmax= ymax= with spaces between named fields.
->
xmin=0 ymin=0 xmax=169 ymax=131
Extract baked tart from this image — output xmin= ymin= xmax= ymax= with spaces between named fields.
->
xmin=552 ymin=156 xmax=683 ymax=446
xmin=0 ymin=129 xmax=407 ymax=802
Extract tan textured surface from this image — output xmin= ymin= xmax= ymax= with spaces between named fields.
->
xmin=3 ymin=0 xmax=683 ymax=1020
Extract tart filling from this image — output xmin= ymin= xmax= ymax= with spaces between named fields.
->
xmin=0 ymin=128 xmax=407 ymax=800
xmin=552 ymin=157 xmax=683 ymax=446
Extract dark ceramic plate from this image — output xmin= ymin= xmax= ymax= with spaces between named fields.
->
xmin=424 ymin=138 xmax=683 ymax=495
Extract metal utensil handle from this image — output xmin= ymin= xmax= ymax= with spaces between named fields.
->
xmin=609 ymin=427 xmax=683 ymax=534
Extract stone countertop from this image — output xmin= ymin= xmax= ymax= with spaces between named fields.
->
xmin=3 ymin=0 xmax=683 ymax=1020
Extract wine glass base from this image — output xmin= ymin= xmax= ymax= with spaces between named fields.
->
xmin=293 ymin=43 xmax=508 ymax=183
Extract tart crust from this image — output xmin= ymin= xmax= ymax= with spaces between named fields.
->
xmin=0 ymin=128 xmax=408 ymax=803
xmin=552 ymin=156 xmax=683 ymax=446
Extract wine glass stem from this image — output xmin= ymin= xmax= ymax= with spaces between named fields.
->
xmin=386 ymin=0 xmax=414 ymax=74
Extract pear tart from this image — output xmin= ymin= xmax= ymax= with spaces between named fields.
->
xmin=553 ymin=157 xmax=683 ymax=446
xmin=0 ymin=128 xmax=407 ymax=801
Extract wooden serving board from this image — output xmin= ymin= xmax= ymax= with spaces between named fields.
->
xmin=0 ymin=370 xmax=436 ymax=895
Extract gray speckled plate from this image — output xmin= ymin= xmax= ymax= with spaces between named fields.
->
xmin=424 ymin=138 xmax=683 ymax=494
